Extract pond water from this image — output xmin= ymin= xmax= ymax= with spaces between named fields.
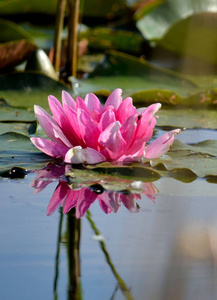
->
xmin=0 ymin=129 xmax=217 ymax=300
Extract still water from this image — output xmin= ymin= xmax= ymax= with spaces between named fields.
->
xmin=0 ymin=129 xmax=217 ymax=300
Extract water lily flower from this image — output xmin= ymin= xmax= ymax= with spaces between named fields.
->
xmin=31 ymin=89 xmax=180 ymax=164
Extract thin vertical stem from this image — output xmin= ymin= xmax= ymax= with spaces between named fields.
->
xmin=53 ymin=0 xmax=66 ymax=74
xmin=86 ymin=210 xmax=134 ymax=300
xmin=54 ymin=208 xmax=64 ymax=300
xmin=67 ymin=208 xmax=82 ymax=300
xmin=67 ymin=0 xmax=80 ymax=77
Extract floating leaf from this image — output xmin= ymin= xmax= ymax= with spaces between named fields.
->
xmin=80 ymin=0 xmax=128 ymax=19
xmin=0 ymin=40 xmax=36 ymax=70
xmin=87 ymin=140 xmax=217 ymax=182
xmin=0 ymin=0 xmax=58 ymax=15
xmin=133 ymin=0 xmax=166 ymax=21
xmin=156 ymin=13 xmax=217 ymax=69
xmin=0 ymin=71 xmax=72 ymax=109
xmin=79 ymin=27 xmax=145 ymax=55
xmin=0 ymin=122 xmax=36 ymax=135
xmin=0 ymin=132 xmax=50 ymax=174
xmin=73 ymin=51 xmax=197 ymax=99
xmin=136 ymin=0 xmax=217 ymax=40
xmin=0 ymin=18 xmax=32 ymax=42
xmin=157 ymin=108 xmax=217 ymax=129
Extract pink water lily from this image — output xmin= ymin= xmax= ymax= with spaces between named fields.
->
xmin=31 ymin=88 xmax=180 ymax=164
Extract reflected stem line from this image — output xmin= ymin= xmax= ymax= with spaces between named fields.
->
xmin=54 ymin=208 xmax=64 ymax=300
xmin=86 ymin=210 xmax=134 ymax=300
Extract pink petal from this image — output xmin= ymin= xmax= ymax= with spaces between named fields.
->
xmin=116 ymin=97 xmax=136 ymax=124
xmin=48 ymin=95 xmax=77 ymax=145
xmin=63 ymin=105 xmax=85 ymax=147
xmin=144 ymin=129 xmax=181 ymax=159
xmin=121 ymin=193 xmax=139 ymax=213
xmin=120 ymin=115 xmax=137 ymax=146
xmin=98 ymin=109 xmax=116 ymax=132
xmin=127 ymin=118 xmax=156 ymax=156
xmin=75 ymin=188 xmax=98 ymax=218
xmin=84 ymin=92 xmax=103 ymax=114
xmin=76 ymin=96 xmax=89 ymax=114
xmin=31 ymin=137 xmax=69 ymax=158
xmin=104 ymin=88 xmax=122 ymax=111
xmin=98 ymin=198 xmax=112 ymax=214
xmin=98 ymin=121 xmax=127 ymax=160
xmin=47 ymin=181 xmax=69 ymax=215
xmin=135 ymin=103 xmax=161 ymax=141
xmin=34 ymin=105 xmax=72 ymax=148
xmin=63 ymin=190 xmax=80 ymax=213
xmin=62 ymin=90 xmax=76 ymax=110
xmin=64 ymin=146 xmax=106 ymax=164
xmin=143 ymin=182 xmax=159 ymax=201
xmin=77 ymin=108 xmax=101 ymax=149
xmin=98 ymin=192 xmax=121 ymax=213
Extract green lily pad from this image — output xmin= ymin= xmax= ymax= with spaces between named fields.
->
xmin=0 ymin=71 xmax=72 ymax=109
xmin=0 ymin=105 xmax=35 ymax=122
xmin=88 ymin=140 xmax=217 ymax=183
xmin=73 ymin=51 xmax=197 ymax=98
xmin=157 ymin=108 xmax=217 ymax=129
xmin=136 ymin=0 xmax=217 ymax=40
xmin=80 ymin=0 xmax=128 ymax=19
xmin=0 ymin=132 xmax=51 ymax=174
xmin=157 ymin=13 xmax=217 ymax=68
xmin=0 ymin=122 xmax=36 ymax=135
xmin=79 ymin=27 xmax=145 ymax=55
xmin=0 ymin=0 xmax=58 ymax=15
xmin=0 ymin=18 xmax=32 ymax=42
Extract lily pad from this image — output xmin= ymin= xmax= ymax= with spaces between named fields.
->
xmin=0 ymin=122 xmax=36 ymax=135
xmin=0 ymin=19 xmax=32 ymax=42
xmin=157 ymin=108 xmax=217 ymax=129
xmin=0 ymin=132 xmax=50 ymax=174
xmin=157 ymin=13 xmax=217 ymax=68
xmin=0 ymin=40 xmax=36 ymax=70
xmin=73 ymin=51 xmax=197 ymax=98
xmin=0 ymin=0 xmax=58 ymax=15
xmin=136 ymin=0 xmax=217 ymax=40
xmin=79 ymin=27 xmax=145 ymax=55
xmin=88 ymin=139 xmax=217 ymax=183
xmin=0 ymin=71 xmax=72 ymax=109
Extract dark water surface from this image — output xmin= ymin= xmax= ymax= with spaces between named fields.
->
xmin=1 ymin=129 xmax=217 ymax=300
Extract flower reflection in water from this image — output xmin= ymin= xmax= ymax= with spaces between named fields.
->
xmin=32 ymin=163 xmax=158 ymax=218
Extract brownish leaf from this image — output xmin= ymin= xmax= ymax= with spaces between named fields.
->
xmin=0 ymin=40 xmax=37 ymax=70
